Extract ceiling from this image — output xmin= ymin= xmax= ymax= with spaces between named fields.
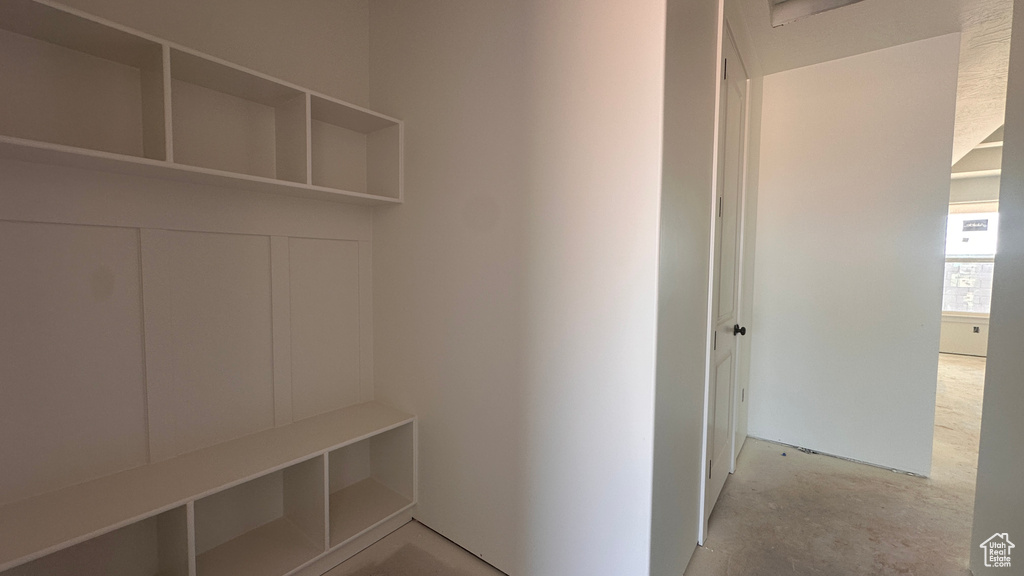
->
xmin=736 ymin=0 xmax=1013 ymax=163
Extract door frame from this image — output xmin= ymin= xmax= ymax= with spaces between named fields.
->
xmin=731 ymin=37 xmax=754 ymax=475
xmin=698 ymin=19 xmax=751 ymax=545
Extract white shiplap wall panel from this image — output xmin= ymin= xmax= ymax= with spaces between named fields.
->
xmin=0 ymin=158 xmax=374 ymax=503
xmin=289 ymin=238 xmax=361 ymax=421
xmin=0 ymin=221 xmax=148 ymax=505
xmin=141 ymin=229 xmax=275 ymax=461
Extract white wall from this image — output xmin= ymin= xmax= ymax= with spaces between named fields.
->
xmin=0 ymin=1 xmax=373 ymax=506
xmin=748 ymin=34 xmax=961 ymax=476
xmin=649 ymin=0 xmax=720 ymax=571
xmin=950 ymin=175 xmax=1001 ymax=204
xmin=939 ymin=316 xmax=990 ymax=357
xmin=970 ymin=0 xmax=1024 ymax=569
xmin=369 ymin=1 xmax=666 ymax=574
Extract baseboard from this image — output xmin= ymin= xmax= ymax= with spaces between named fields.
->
xmin=746 ymin=435 xmax=924 ymax=477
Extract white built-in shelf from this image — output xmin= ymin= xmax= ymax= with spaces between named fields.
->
xmin=0 ymin=136 xmax=400 ymax=205
xmin=194 ymin=456 xmax=326 ymax=576
xmin=950 ymin=169 xmax=1001 ymax=180
xmin=327 ymin=423 xmax=416 ymax=547
xmin=0 ymin=401 xmax=416 ymax=575
xmin=0 ymin=0 xmax=402 ymax=205
xmin=1 ymin=507 xmax=190 ymax=576
xmin=329 ymin=479 xmax=413 ymax=547
xmin=196 ymin=518 xmax=321 ymax=576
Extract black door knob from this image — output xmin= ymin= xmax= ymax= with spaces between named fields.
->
xmin=733 ymin=324 xmax=746 ymax=336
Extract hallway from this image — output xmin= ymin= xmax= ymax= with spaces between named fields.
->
xmin=684 ymin=354 xmax=985 ymax=576
xmin=319 ymin=355 xmax=985 ymax=576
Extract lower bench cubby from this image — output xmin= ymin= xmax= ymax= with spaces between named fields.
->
xmin=0 ymin=402 xmax=415 ymax=576
xmin=1 ymin=507 xmax=188 ymax=576
xmin=328 ymin=422 xmax=415 ymax=547
xmin=195 ymin=457 xmax=325 ymax=576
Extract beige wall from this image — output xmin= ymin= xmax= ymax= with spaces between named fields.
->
xmin=369 ymin=1 xmax=667 ymax=574
xmin=749 ymin=34 xmax=961 ymax=476
xmin=970 ymin=0 xmax=1024 ymax=569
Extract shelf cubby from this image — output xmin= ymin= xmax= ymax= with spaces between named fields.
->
xmin=328 ymin=422 xmax=415 ymax=547
xmin=0 ymin=402 xmax=413 ymax=573
xmin=0 ymin=0 xmax=166 ymax=160
xmin=194 ymin=457 xmax=325 ymax=576
xmin=0 ymin=0 xmax=404 ymax=205
xmin=0 ymin=506 xmax=188 ymax=576
xmin=311 ymin=95 xmax=402 ymax=199
xmin=170 ymin=48 xmax=307 ymax=183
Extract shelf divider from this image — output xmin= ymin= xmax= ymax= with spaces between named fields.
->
xmin=162 ymin=44 xmax=174 ymax=163
xmin=275 ymin=94 xmax=309 ymax=185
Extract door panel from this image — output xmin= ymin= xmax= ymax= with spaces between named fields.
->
xmin=714 ymin=349 xmax=734 ymax=470
xmin=717 ymin=76 xmax=744 ymax=323
xmin=702 ymin=26 xmax=748 ymax=540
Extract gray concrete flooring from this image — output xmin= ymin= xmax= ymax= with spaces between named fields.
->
xmin=324 ymin=354 xmax=984 ymax=576
xmin=322 ymin=520 xmax=505 ymax=576
xmin=684 ymin=353 xmax=985 ymax=576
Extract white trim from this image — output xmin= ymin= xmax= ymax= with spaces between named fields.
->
xmin=698 ymin=0 xmax=727 ymax=546
xmin=951 ymin=169 xmax=1001 ymax=180
xmin=723 ymin=20 xmax=750 ymax=478
xmin=941 ymin=313 xmax=990 ymax=323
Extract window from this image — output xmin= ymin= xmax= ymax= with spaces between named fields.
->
xmin=942 ymin=209 xmax=998 ymax=314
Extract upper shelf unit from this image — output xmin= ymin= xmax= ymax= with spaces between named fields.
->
xmin=0 ymin=0 xmax=402 ymax=205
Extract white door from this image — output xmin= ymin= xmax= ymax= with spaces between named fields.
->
xmin=701 ymin=26 xmax=748 ymax=541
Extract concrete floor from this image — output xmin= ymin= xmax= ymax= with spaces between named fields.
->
xmin=684 ymin=353 xmax=985 ymax=576
xmin=323 ymin=354 xmax=984 ymax=576
xmin=322 ymin=520 xmax=505 ymax=576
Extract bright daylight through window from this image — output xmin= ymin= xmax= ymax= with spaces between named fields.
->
xmin=942 ymin=210 xmax=998 ymax=314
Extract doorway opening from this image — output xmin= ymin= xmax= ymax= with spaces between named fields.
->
xmin=692 ymin=0 xmax=1013 ymax=568
xmin=932 ymin=124 xmax=1002 ymax=529
xmin=699 ymin=20 xmax=751 ymax=544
